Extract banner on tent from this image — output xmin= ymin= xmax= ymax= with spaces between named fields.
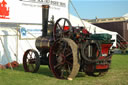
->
xmin=0 ymin=0 xmax=69 ymax=23
xmin=20 ymin=25 xmax=42 ymax=39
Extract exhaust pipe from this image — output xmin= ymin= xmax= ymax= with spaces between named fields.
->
xmin=42 ymin=5 xmax=49 ymax=37
xmin=35 ymin=5 xmax=50 ymax=51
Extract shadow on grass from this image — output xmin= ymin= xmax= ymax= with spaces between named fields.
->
xmin=76 ymin=72 xmax=86 ymax=78
xmin=13 ymin=64 xmax=54 ymax=77
xmin=37 ymin=65 xmax=54 ymax=77
xmin=13 ymin=65 xmax=87 ymax=78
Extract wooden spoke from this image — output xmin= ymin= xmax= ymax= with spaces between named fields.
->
xmin=57 ymin=23 xmax=62 ymax=30
xmin=63 ymin=20 xmax=66 ymax=29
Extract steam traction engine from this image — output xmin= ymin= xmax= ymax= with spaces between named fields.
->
xmin=23 ymin=5 xmax=114 ymax=80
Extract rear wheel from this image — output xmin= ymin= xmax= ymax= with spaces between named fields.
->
xmin=49 ymin=38 xmax=80 ymax=80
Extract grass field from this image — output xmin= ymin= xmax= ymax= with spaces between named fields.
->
xmin=0 ymin=54 xmax=128 ymax=85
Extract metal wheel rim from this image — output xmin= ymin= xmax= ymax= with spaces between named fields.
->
xmin=23 ymin=49 xmax=40 ymax=73
xmin=53 ymin=18 xmax=73 ymax=40
xmin=49 ymin=38 xmax=80 ymax=79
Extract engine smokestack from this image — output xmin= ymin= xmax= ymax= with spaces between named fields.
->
xmin=42 ymin=5 xmax=49 ymax=37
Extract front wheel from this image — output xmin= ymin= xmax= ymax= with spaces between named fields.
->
xmin=23 ymin=49 xmax=40 ymax=73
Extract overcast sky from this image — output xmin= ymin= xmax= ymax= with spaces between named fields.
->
xmin=69 ymin=0 xmax=128 ymax=19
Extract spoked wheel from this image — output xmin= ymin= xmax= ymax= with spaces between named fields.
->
xmin=49 ymin=38 xmax=80 ymax=80
xmin=23 ymin=49 xmax=40 ymax=73
xmin=81 ymin=40 xmax=101 ymax=62
xmin=53 ymin=18 xmax=73 ymax=40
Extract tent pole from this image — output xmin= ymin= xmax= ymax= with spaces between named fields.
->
xmin=16 ymin=26 xmax=19 ymax=62
xmin=0 ymin=37 xmax=13 ymax=70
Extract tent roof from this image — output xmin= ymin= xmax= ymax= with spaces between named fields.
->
xmin=69 ymin=14 xmax=118 ymax=35
xmin=123 ymin=13 xmax=128 ymax=20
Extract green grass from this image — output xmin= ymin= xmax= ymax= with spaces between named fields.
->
xmin=0 ymin=54 xmax=128 ymax=85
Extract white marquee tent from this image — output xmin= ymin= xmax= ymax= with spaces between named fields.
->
xmin=0 ymin=27 xmax=38 ymax=65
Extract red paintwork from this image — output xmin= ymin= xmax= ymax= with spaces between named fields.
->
xmin=96 ymin=64 xmax=109 ymax=69
xmin=0 ymin=0 xmax=10 ymax=19
xmin=99 ymin=44 xmax=112 ymax=60
xmin=82 ymin=29 xmax=89 ymax=34
xmin=64 ymin=26 xmax=70 ymax=30
xmin=101 ymin=44 xmax=112 ymax=54
xmin=96 ymin=44 xmax=112 ymax=69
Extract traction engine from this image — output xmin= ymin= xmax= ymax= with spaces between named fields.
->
xmin=23 ymin=5 xmax=114 ymax=80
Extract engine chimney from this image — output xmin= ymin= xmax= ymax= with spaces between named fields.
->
xmin=42 ymin=5 xmax=49 ymax=37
